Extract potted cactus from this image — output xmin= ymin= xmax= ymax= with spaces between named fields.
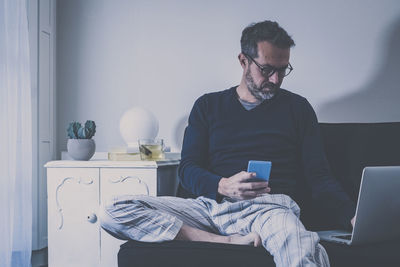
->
xmin=67 ymin=120 xmax=96 ymax=160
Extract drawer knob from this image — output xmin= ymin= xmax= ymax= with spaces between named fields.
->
xmin=87 ymin=213 xmax=97 ymax=223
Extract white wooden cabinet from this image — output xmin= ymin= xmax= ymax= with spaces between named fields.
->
xmin=45 ymin=160 xmax=180 ymax=267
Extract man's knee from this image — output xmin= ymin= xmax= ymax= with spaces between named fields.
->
xmin=99 ymin=195 xmax=150 ymax=240
xmin=253 ymin=208 xmax=303 ymax=235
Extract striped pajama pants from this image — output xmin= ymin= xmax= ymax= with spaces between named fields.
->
xmin=100 ymin=194 xmax=330 ymax=267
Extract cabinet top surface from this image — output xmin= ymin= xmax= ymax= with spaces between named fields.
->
xmin=45 ymin=159 xmax=180 ymax=168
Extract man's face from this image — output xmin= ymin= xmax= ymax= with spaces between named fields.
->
xmin=244 ymin=41 xmax=290 ymax=101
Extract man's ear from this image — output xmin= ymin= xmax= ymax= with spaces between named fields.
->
xmin=238 ymin=53 xmax=247 ymax=68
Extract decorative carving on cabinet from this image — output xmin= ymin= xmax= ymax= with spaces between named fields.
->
xmin=55 ymin=176 xmax=94 ymax=230
xmin=108 ymin=176 xmax=150 ymax=195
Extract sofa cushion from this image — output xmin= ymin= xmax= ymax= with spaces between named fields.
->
xmin=320 ymin=239 xmax=400 ymax=267
xmin=118 ymin=239 xmax=400 ymax=267
xmin=304 ymin=122 xmax=400 ymax=230
xmin=319 ymin=122 xmax=400 ymax=202
xmin=118 ymin=240 xmax=274 ymax=267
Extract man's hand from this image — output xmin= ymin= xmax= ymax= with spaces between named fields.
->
xmin=351 ymin=215 xmax=356 ymax=228
xmin=218 ymin=171 xmax=270 ymax=200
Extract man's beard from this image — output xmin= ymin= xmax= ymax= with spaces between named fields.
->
xmin=245 ymin=69 xmax=279 ymax=102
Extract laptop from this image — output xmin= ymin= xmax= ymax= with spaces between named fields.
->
xmin=318 ymin=166 xmax=400 ymax=245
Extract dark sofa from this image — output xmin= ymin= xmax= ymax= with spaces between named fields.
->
xmin=117 ymin=122 xmax=400 ymax=267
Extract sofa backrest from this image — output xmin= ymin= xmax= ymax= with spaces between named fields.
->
xmin=319 ymin=122 xmax=400 ymax=203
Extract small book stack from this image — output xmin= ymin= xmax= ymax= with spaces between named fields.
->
xmin=108 ymin=147 xmax=141 ymax=161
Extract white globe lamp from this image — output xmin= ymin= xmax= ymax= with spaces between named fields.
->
xmin=119 ymin=107 xmax=159 ymax=151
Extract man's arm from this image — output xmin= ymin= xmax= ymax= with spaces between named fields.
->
xmin=178 ymin=96 xmax=221 ymax=199
xmin=299 ymin=99 xmax=356 ymax=229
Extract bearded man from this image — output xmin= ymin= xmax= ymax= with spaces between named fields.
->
xmin=101 ymin=20 xmax=356 ymax=267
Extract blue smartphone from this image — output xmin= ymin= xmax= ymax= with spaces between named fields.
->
xmin=247 ymin=160 xmax=271 ymax=182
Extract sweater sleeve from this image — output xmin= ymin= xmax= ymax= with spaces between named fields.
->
xmin=178 ymin=96 xmax=222 ymax=200
xmin=299 ymin=99 xmax=356 ymax=230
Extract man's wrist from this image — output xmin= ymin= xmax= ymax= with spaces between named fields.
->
xmin=218 ymin=177 xmax=227 ymax=196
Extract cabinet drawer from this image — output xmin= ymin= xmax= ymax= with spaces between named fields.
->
xmin=99 ymin=168 xmax=157 ymax=267
xmin=47 ymin=168 xmax=100 ymax=267
xmin=100 ymin=168 xmax=157 ymax=203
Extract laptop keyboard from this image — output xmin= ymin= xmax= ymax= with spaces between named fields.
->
xmin=332 ymin=234 xmax=352 ymax=240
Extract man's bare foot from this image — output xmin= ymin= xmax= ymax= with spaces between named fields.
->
xmin=175 ymin=224 xmax=262 ymax=247
xmin=229 ymin=232 xmax=262 ymax=247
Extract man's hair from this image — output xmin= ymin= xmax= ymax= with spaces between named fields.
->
xmin=240 ymin=20 xmax=295 ymax=58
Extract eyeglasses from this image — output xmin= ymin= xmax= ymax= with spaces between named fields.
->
xmin=244 ymin=53 xmax=293 ymax=78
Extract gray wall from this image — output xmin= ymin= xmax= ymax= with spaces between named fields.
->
xmin=57 ymin=0 xmax=400 ymax=155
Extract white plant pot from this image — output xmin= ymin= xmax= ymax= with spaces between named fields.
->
xmin=67 ymin=139 xmax=96 ymax=160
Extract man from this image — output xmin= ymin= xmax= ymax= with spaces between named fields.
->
xmin=100 ymin=20 xmax=355 ymax=267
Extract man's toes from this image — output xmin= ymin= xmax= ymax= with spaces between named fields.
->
xmin=253 ymin=233 xmax=262 ymax=247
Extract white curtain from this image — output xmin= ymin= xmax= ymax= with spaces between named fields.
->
xmin=0 ymin=0 xmax=33 ymax=266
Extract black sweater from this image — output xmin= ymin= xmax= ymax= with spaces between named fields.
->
xmin=179 ymin=86 xmax=355 ymax=229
